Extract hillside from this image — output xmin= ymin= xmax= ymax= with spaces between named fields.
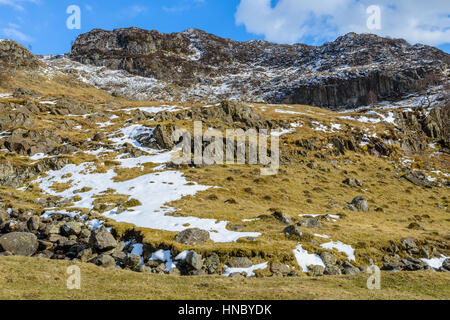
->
xmin=0 ymin=31 xmax=449 ymax=300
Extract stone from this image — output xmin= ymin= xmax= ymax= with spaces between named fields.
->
xmin=92 ymin=132 xmax=105 ymax=141
xmin=226 ymin=257 xmax=252 ymax=268
xmin=124 ymin=254 xmax=141 ymax=269
xmin=283 ymin=225 xmax=303 ymax=238
xmin=297 ymin=218 xmax=322 ymax=228
xmin=0 ymin=232 xmax=38 ymax=256
xmin=342 ymin=261 xmax=360 ymax=275
xmin=270 ymin=262 xmax=290 ymax=276
xmin=402 ymin=172 xmax=437 ymax=188
xmin=401 ymin=238 xmax=417 ymax=251
xmin=324 ymin=266 xmax=342 ymax=275
xmin=60 ymin=221 xmax=82 ymax=237
xmin=312 ymin=265 xmax=325 ymax=277
xmin=343 ymin=178 xmax=363 ymax=187
xmin=408 ymin=222 xmax=424 ymax=230
xmin=320 ymin=251 xmax=337 ymax=267
xmin=89 ymin=228 xmax=118 ymax=252
xmin=77 ymin=248 xmax=94 ymax=262
xmin=136 ymin=265 xmax=152 ymax=273
xmin=347 ymin=196 xmax=369 ymax=212
xmin=92 ymin=254 xmax=116 ymax=268
xmin=0 ymin=210 xmax=10 ymax=225
xmin=204 ymin=253 xmax=220 ymax=274
xmin=442 ymin=259 xmax=450 ymax=271
xmin=174 ymin=228 xmax=210 ymax=245
xmin=26 ymin=216 xmax=40 ymax=232
xmin=186 ymin=251 xmax=203 ymax=270
xmin=272 ymin=210 xmax=293 ymax=225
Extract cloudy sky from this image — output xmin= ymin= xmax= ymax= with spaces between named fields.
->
xmin=0 ymin=0 xmax=449 ymax=54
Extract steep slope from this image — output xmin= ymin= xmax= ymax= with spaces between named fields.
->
xmin=66 ymin=28 xmax=449 ymax=107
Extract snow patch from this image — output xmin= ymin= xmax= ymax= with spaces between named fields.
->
xmin=293 ymin=244 xmax=325 ymax=272
xmin=223 ymin=262 xmax=268 ymax=278
xmin=320 ymin=241 xmax=356 ymax=261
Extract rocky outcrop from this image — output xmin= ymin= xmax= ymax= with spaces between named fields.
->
xmin=0 ymin=40 xmax=41 ymax=69
xmin=67 ymin=28 xmax=449 ymax=108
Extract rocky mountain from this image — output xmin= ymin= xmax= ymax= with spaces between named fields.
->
xmin=0 ymin=29 xmax=449 ymax=298
xmin=66 ymin=27 xmax=449 ymax=108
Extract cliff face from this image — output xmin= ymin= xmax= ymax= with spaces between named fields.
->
xmin=67 ymin=28 xmax=449 ymax=108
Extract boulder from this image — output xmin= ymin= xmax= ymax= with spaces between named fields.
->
xmin=347 ymin=196 xmax=369 ymax=212
xmin=89 ymin=228 xmax=118 ymax=252
xmin=270 ymin=262 xmax=290 ymax=276
xmin=341 ymin=261 xmax=360 ymax=275
xmin=26 ymin=216 xmax=40 ymax=232
xmin=204 ymin=253 xmax=220 ymax=274
xmin=92 ymin=254 xmax=116 ymax=268
xmin=124 ymin=254 xmax=141 ymax=269
xmin=60 ymin=222 xmax=82 ymax=237
xmin=442 ymin=259 xmax=450 ymax=271
xmin=297 ymin=218 xmax=322 ymax=228
xmin=226 ymin=257 xmax=252 ymax=268
xmin=0 ymin=232 xmax=38 ymax=256
xmin=283 ymin=225 xmax=303 ymax=237
xmin=320 ymin=251 xmax=337 ymax=267
xmin=0 ymin=209 xmax=9 ymax=225
xmin=272 ymin=210 xmax=293 ymax=225
xmin=186 ymin=251 xmax=203 ymax=270
xmin=174 ymin=228 xmax=210 ymax=245
xmin=312 ymin=265 xmax=325 ymax=277
xmin=343 ymin=178 xmax=363 ymax=187
xmin=401 ymin=238 xmax=417 ymax=251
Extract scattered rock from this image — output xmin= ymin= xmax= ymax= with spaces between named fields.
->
xmin=270 ymin=262 xmax=290 ymax=276
xmin=312 ymin=265 xmax=325 ymax=277
xmin=0 ymin=232 xmax=38 ymax=256
xmin=92 ymin=254 xmax=116 ymax=268
xmin=342 ymin=261 xmax=360 ymax=275
xmin=343 ymin=178 xmax=363 ymax=187
xmin=204 ymin=253 xmax=220 ymax=274
xmin=442 ymin=259 xmax=450 ymax=271
xmin=186 ymin=251 xmax=203 ymax=270
xmin=408 ymin=222 xmax=424 ymax=230
xmin=283 ymin=225 xmax=304 ymax=238
xmin=26 ymin=216 xmax=40 ymax=232
xmin=89 ymin=228 xmax=118 ymax=252
xmin=347 ymin=196 xmax=369 ymax=212
xmin=401 ymin=238 xmax=417 ymax=251
xmin=320 ymin=251 xmax=337 ymax=267
xmin=297 ymin=218 xmax=322 ymax=228
xmin=124 ymin=254 xmax=141 ymax=269
xmin=60 ymin=222 xmax=82 ymax=237
xmin=174 ymin=228 xmax=210 ymax=245
xmin=272 ymin=210 xmax=293 ymax=225
xmin=226 ymin=257 xmax=253 ymax=268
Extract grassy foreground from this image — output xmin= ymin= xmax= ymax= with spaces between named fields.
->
xmin=0 ymin=257 xmax=449 ymax=300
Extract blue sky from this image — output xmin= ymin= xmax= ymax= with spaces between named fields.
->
xmin=0 ymin=0 xmax=449 ymax=55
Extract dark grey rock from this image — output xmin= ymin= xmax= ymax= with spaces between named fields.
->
xmin=0 ymin=232 xmax=38 ymax=256
xmin=186 ymin=251 xmax=203 ymax=270
xmin=89 ymin=228 xmax=117 ymax=252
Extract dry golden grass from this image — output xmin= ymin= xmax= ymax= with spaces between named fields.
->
xmin=0 ymin=256 xmax=448 ymax=300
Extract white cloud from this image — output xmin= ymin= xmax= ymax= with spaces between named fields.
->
xmin=235 ymin=0 xmax=450 ymax=46
xmin=1 ymin=27 xmax=33 ymax=42
xmin=0 ymin=0 xmax=38 ymax=11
